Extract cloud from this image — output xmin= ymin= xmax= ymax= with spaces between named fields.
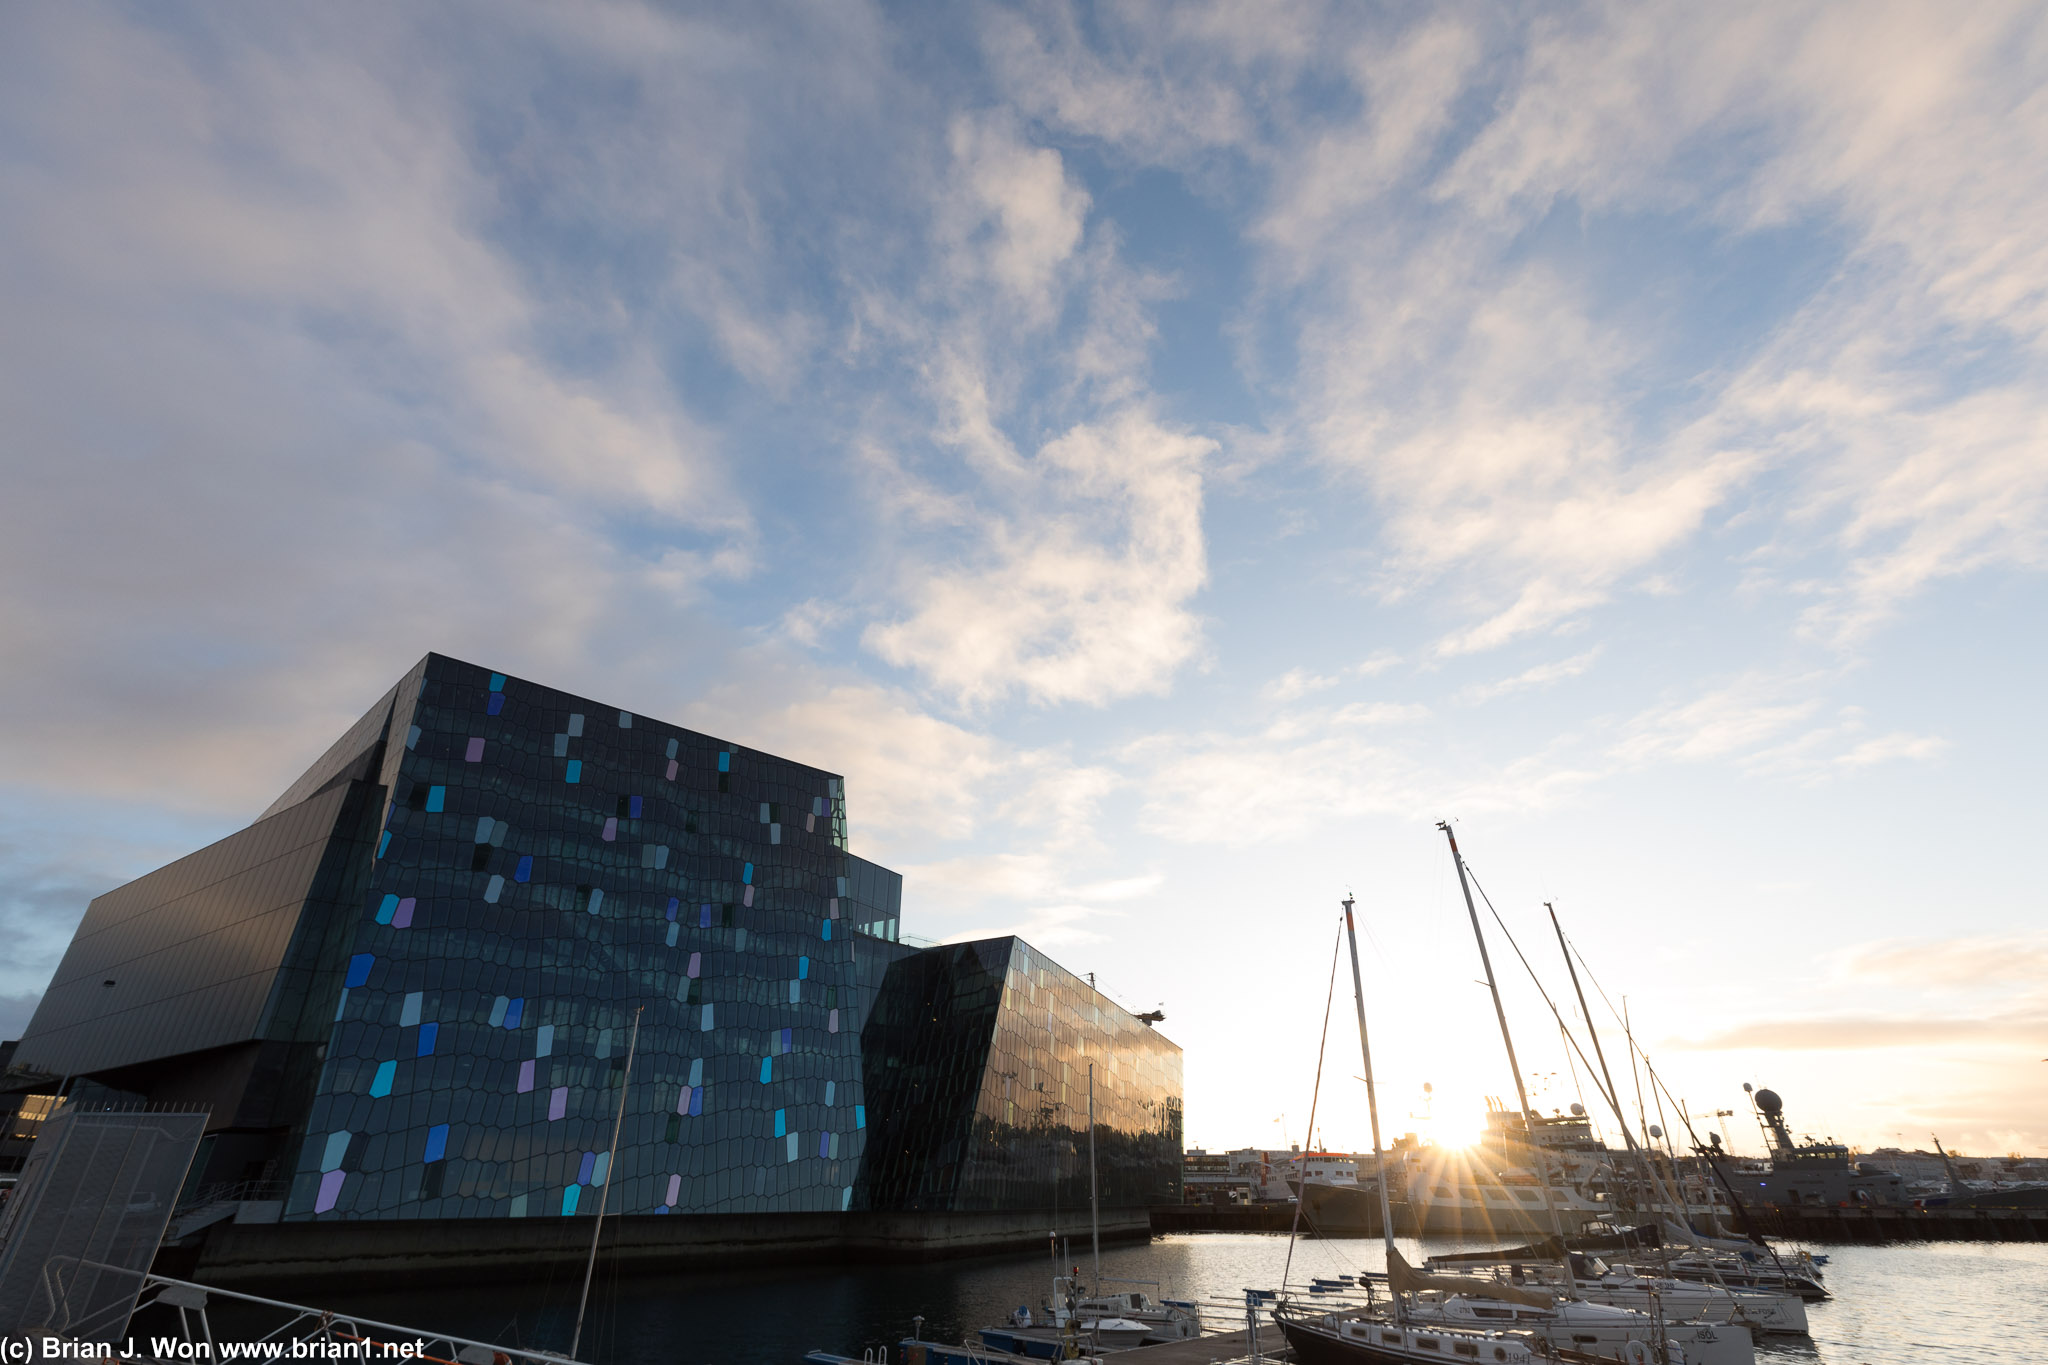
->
xmin=1843 ymin=935 xmax=2048 ymax=989
xmin=680 ymin=675 xmax=1007 ymax=853
xmin=1673 ymin=1010 xmax=2048 ymax=1052
xmin=989 ymin=2 xmax=2048 ymax=661
xmin=864 ymin=410 xmax=1214 ymax=706
xmin=1459 ymin=649 xmax=1601 ymax=704
xmin=1263 ymin=668 xmax=1338 ymax=702
xmin=1612 ymin=677 xmax=1824 ymax=766
xmin=0 ymin=5 xmax=813 ymax=813
xmin=939 ymin=115 xmax=1092 ymax=331
xmin=908 ymin=859 xmax=1163 ymax=952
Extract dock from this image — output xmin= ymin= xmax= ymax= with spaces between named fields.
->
xmin=1111 ymin=1327 xmax=1287 ymax=1365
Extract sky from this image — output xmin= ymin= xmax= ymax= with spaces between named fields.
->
xmin=2 ymin=2 xmax=2045 ymax=1160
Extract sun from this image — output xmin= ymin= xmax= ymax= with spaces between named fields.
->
xmin=1431 ymin=1111 xmax=1486 ymax=1150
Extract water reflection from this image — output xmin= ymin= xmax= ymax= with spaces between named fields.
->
xmin=202 ymin=1233 xmax=2048 ymax=1365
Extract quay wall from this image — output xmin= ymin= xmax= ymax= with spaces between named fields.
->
xmin=1150 ymin=1203 xmax=1297 ymax=1234
xmin=172 ymin=1207 xmax=1152 ymax=1291
xmin=1748 ymin=1204 xmax=2048 ymax=1243
xmin=1148 ymin=1203 xmax=2048 ymax=1243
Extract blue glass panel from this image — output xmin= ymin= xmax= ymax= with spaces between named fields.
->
xmin=425 ymin=785 xmax=445 ymax=812
xmin=855 ymin=1105 xmax=865 ymax=1129
xmin=717 ymin=751 xmax=730 ymax=772
xmin=629 ymin=795 xmax=643 ymax=818
xmin=417 ymin=1022 xmax=438 ymax=1056
xmin=503 ymin=997 xmax=524 ymax=1028
xmin=562 ymin=1185 xmax=581 ymax=1215
xmin=489 ymin=673 xmax=505 ymax=691
xmin=758 ymin=1057 xmax=772 ymax=1084
xmin=368 ymin=1060 xmax=395 ymax=1097
xmin=487 ymin=693 xmax=505 ymax=716
xmin=344 ymin=954 xmax=374 ymax=989
xmin=515 ymin=855 xmax=532 ymax=883
xmin=376 ymin=894 xmax=398 ymax=925
xmin=565 ymin=760 xmax=581 ymax=784
xmin=774 ymin=1109 xmax=786 ymax=1137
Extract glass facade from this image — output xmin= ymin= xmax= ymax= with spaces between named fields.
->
xmin=856 ymin=938 xmax=1182 ymax=1211
xmin=287 ymin=654 xmax=900 ymax=1221
xmin=12 ymin=652 xmax=1181 ymax=1223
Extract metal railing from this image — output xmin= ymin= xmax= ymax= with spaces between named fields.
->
xmin=38 ymin=1259 xmax=582 ymax=1365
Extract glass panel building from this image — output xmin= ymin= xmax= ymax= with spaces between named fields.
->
xmin=8 ymin=654 xmax=1180 ymax=1226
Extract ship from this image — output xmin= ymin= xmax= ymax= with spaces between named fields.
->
xmin=1298 ymin=1108 xmax=1614 ymax=1237
xmin=1734 ymin=1085 xmax=1906 ymax=1208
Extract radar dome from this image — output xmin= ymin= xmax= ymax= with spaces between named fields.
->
xmin=1648 ymin=1125 xmax=1662 ymax=1139
xmin=1755 ymin=1088 xmax=1783 ymax=1116
xmin=1570 ymin=1103 xmax=1585 ymax=1117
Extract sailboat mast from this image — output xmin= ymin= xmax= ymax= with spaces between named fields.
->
xmin=1548 ymin=910 xmax=1697 ymax=1247
xmin=1437 ymin=824 xmax=1574 ymax=1288
xmin=1340 ymin=895 xmax=1401 ymax=1317
xmin=570 ymin=1005 xmax=641 ymax=1362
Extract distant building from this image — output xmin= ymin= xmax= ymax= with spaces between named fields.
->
xmin=5 ymin=654 xmax=1180 ymax=1238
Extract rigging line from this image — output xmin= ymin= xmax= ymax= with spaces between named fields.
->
xmin=1281 ymin=915 xmax=1346 ymax=1297
xmin=1459 ymin=862 xmax=1622 ymax=1116
xmin=1558 ymin=1017 xmax=1604 ymax=1146
xmin=1457 ymin=865 xmax=1686 ymax=1225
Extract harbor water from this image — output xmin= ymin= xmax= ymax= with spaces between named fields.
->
xmin=218 ymin=1231 xmax=2048 ymax=1364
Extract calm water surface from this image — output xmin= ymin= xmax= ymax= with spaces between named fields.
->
xmin=227 ymin=1233 xmax=2048 ymax=1365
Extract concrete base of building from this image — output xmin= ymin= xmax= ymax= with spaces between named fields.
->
xmin=170 ymin=1207 xmax=1155 ymax=1291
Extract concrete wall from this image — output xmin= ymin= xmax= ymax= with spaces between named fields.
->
xmin=180 ymin=1206 xmax=1155 ymax=1291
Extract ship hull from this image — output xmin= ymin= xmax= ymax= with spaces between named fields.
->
xmin=1299 ymin=1179 xmax=1607 ymax=1238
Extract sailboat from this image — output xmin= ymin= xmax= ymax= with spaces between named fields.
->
xmin=1272 ymin=895 xmax=1557 ymax=1365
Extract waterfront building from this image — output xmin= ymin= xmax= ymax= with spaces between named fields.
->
xmin=4 ymin=654 xmax=1180 ymax=1242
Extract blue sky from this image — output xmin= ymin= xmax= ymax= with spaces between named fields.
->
xmin=3 ymin=2 xmax=2045 ymax=1157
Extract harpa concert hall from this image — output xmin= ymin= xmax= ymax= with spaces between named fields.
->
xmin=6 ymin=653 xmax=1180 ymax=1282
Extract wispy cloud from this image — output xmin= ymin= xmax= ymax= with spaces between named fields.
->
xmin=1459 ymin=649 xmax=1601 ymax=704
xmin=1672 ymin=1010 xmax=2048 ymax=1052
xmin=1262 ymin=667 xmax=1338 ymax=702
xmin=864 ymin=410 xmax=1214 ymax=706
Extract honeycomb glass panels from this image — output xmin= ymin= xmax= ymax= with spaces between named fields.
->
xmin=285 ymin=656 xmax=895 ymax=1221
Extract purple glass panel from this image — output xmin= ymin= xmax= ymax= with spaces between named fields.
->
xmin=549 ymin=1086 xmax=568 ymax=1120
xmin=314 ymin=1169 xmax=346 ymax=1213
xmin=465 ymin=737 xmax=485 ymax=762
